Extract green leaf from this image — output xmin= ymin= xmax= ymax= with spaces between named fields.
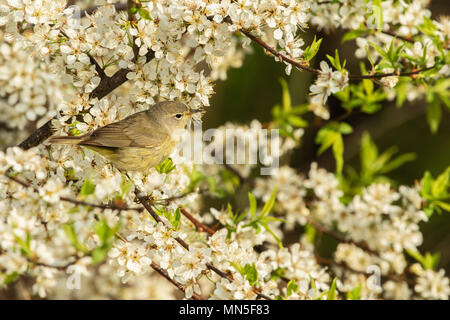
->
xmin=361 ymin=131 xmax=378 ymax=177
xmin=347 ymin=284 xmax=362 ymax=300
xmin=304 ymin=36 xmax=323 ymax=61
xmin=92 ymin=220 xmax=120 ymax=265
xmin=432 ymin=167 xmax=450 ymax=198
xmin=230 ymin=261 xmax=244 ymax=275
xmin=407 ymin=250 xmax=440 ymax=270
xmin=287 ymin=279 xmax=298 ymax=297
xmin=361 ymin=103 xmax=382 ymax=114
xmin=173 ymin=208 xmax=181 ymax=230
xmin=156 ymin=157 xmax=176 ymax=174
xmin=378 ymin=153 xmax=416 ymax=174
xmin=259 ymin=221 xmax=283 ymax=248
xmin=421 ymin=171 xmax=434 ymax=197
xmin=243 ymin=264 xmax=258 ymax=286
xmin=234 ymin=209 xmax=248 ymax=225
xmin=369 ymin=41 xmax=389 ymax=61
xmin=327 ymin=278 xmax=337 ymax=300
xmin=426 ymin=94 xmax=442 ymax=133
xmin=120 ymin=179 xmax=134 ymax=197
xmin=261 ymin=187 xmax=277 ymax=217
xmin=316 ymin=124 xmax=352 ymax=174
xmin=438 ymin=92 xmax=450 ymax=110
xmin=287 ymin=115 xmax=308 ymax=127
xmin=434 ymin=78 xmax=450 ymax=95
xmin=436 ymin=201 xmax=450 ymax=212
xmin=3 ymin=272 xmax=19 ymax=285
xmin=316 ymin=129 xmax=339 ymax=155
xmin=424 ymin=252 xmax=440 ymax=270
xmin=270 ymin=267 xmax=285 ymax=280
xmin=362 ymin=78 xmax=373 ymax=95
xmin=63 ymin=224 xmax=89 ymax=254
xmin=15 ymin=233 xmax=32 ymax=258
xmin=91 ymin=247 xmax=108 ymax=265
xmin=419 ymin=16 xmax=438 ymax=36
xmin=248 ymin=192 xmax=257 ymax=221
xmin=80 ymin=177 xmax=96 ymax=199
xmin=304 ymin=225 xmax=317 ymax=244
xmin=332 ymin=134 xmax=344 ymax=174
xmin=396 ymin=80 xmax=408 ymax=107
xmin=326 ymin=50 xmax=344 ymax=71
xmin=137 ymin=7 xmax=152 ymax=20
xmin=279 ymin=78 xmax=291 ymax=111
xmin=342 ymin=29 xmax=366 ymax=43
xmin=338 ymin=122 xmax=353 ymax=134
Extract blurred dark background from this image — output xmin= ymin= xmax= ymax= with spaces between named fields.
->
xmin=204 ymin=1 xmax=450 ymax=273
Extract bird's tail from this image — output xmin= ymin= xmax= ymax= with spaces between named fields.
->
xmin=48 ymin=135 xmax=86 ymax=145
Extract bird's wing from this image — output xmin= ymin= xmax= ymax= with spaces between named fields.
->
xmin=81 ymin=113 xmax=169 ymax=148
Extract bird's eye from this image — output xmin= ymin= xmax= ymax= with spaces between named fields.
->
xmin=175 ymin=113 xmax=183 ymax=119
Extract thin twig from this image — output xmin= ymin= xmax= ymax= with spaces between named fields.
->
xmin=151 ymin=262 xmax=202 ymax=300
xmin=86 ymin=52 xmax=107 ymax=80
xmin=5 ymin=173 xmax=143 ymax=212
xmin=315 ymin=255 xmax=415 ymax=286
xmin=180 ymin=207 xmax=216 ymax=235
xmin=305 ymin=216 xmax=379 ymax=256
xmin=157 ymin=188 xmax=208 ymax=203
xmin=239 ymin=26 xmax=435 ymax=80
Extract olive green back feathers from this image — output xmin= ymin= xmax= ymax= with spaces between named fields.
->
xmin=49 ymin=101 xmax=192 ymax=171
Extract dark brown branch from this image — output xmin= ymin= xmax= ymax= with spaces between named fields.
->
xmin=60 ymin=196 xmax=144 ymax=212
xmin=31 ymin=257 xmax=80 ymax=271
xmin=18 ymin=50 xmax=155 ymax=151
xmin=316 ymin=0 xmax=335 ymax=4
xmin=150 ymin=262 xmax=202 ymax=300
xmin=349 ymin=66 xmax=435 ymax=80
xmin=158 ymin=188 xmax=208 ymax=203
xmin=86 ymin=52 xmax=107 ymax=80
xmin=128 ymin=0 xmax=139 ymax=62
xmin=305 ymin=217 xmax=379 ymax=256
xmin=238 ymin=27 xmax=435 ymax=81
xmin=180 ymin=207 xmax=216 ymax=235
xmin=238 ymin=28 xmax=321 ymax=75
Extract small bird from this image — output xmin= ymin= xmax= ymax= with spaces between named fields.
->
xmin=49 ymin=101 xmax=199 ymax=171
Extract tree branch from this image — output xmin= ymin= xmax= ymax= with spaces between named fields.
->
xmin=18 ymin=43 xmax=155 ymax=151
xmin=315 ymin=255 xmax=415 ymax=286
xmin=150 ymin=262 xmax=202 ymax=300
xmin=238 ymin=26 xmax=435 ymax=80
xmin=305 ymin=216 xmax=379 ymax=256
xmin=17 ymin=2 xmax=153 ymax=151
xmin=134 ymin=188 xmax=272 ymax=300
xmin=180 ymin=207 xmax=216 ymax=235
xmin=5 ymin=173 xmax=143 ymax=212
xmin=86 ymin=52 xmax=107 ymax=80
